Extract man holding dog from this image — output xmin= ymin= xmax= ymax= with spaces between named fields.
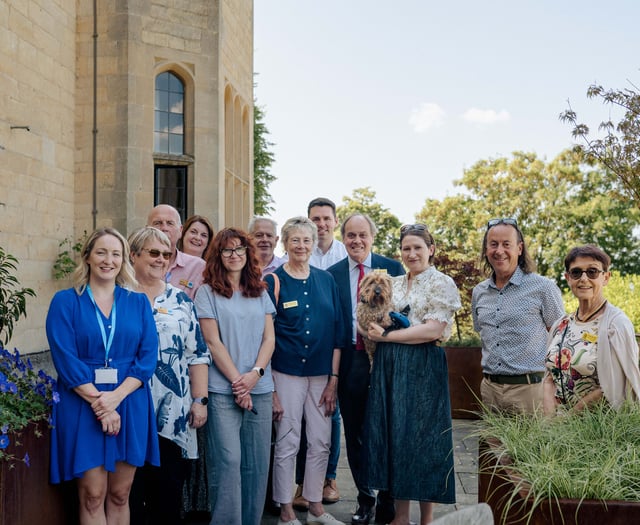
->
xmin=327 ymin=213 xmax=404 ymax=525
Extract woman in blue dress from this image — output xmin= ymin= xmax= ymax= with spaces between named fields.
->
xmin=46 ymin=227 xmax=160 ymax=525
xmin=194 ymin=227 xmax=276 ymax=525
xmin=363 ymin=224 xmax=461 ymax=525
xmin=128 ymin=226 xmax=211 ymax=525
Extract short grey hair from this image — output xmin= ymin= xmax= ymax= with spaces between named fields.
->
xmin=128 ymin=226 xmax=171 ymax=256
xmin=280 ymin=216 xmax=318 ymax=248
xmin=247 ymin=216 xmax=278 ymax=235
xmin=340 ymin=213 xmax=378 ymax=238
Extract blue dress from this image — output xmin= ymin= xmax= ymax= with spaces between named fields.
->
xmin=46 ymin=286 xmax=161 ymax=483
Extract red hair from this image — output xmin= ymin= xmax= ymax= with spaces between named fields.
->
xmin=203 ymin=228 xmax=266 ymax=298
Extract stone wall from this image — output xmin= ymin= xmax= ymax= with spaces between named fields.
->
xmin=0 ymin=0 xmax=254 ymax=353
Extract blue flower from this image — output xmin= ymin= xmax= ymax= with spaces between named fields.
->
xmin=0 ymin=435 xmax=9 ymax=450
xmin=23 ymin=452 xmax=30 ymax=467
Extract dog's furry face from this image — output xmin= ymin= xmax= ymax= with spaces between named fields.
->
xmin=356 ymin=272 xmax=394 ymax=367
xmin=358 ymin=272 xmax=393 ymax=315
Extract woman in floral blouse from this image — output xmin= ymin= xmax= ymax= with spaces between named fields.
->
xmin=364 ymin=224 xmax=461 ymax=525
xmin=128 ymin=226 xmax=211 ymax=525
xmin=543 ymin=245 xmax=640 ymax=415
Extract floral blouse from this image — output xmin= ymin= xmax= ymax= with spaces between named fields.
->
xmin=150 ymin=284 xmax=211 ymax=458
xmin=391 ymin=265 xmax=461 ymax=343
xmin=545 ymin=314 xmax=600 ymax=406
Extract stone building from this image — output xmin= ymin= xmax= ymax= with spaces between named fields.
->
xmin=0 ymin=0 xmax=254 ymax=352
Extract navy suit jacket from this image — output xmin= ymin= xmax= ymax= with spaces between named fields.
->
xmin=327 ymin=253 xmax=405 ymax=379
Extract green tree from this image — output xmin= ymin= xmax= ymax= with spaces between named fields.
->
xmin=336 ymin=187 xmax=402 ymax=258
xmin=561 ymin=81 xmax=640 ymax=204
xmin=416 ymin=150 xmax=640 ymax=287
xmin=253 ymin=100 xmax=276 ymax=215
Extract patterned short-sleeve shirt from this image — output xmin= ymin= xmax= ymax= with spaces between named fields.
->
xmin=472 ymin=267 xmax=565 ymax=375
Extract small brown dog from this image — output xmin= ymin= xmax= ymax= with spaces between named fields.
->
xmin=356 ymin=272 xmax=394 ymax=366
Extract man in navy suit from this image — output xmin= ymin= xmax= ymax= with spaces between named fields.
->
xmin=327 ymin=213 xmax=404 ymax=525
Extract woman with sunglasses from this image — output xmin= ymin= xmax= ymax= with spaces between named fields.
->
xmin=543 ymin=245 xmax=640 ymax=415
xmin=194 ymin=228 xmax=276 ymax=525
xmin=127 ymin=226 xmax=211 ymax=525
xmin=364 ymin=224 xmax=461 ymax=525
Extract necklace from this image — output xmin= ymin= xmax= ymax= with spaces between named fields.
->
xmin=576 ymin=300 xmax=607 ymax=323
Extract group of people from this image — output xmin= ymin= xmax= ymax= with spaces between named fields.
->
xmin=44 ymin=201 xmax=640 ymax=525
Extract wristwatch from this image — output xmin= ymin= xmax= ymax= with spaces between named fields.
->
xmin=253 ymin=366 xmax=265 ymax=378
xmin=192 ymin=396 xmax=208 ymax=406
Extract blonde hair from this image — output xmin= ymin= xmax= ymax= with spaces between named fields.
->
xmin=128 ymin=226 xmax=171 ymax=256
xmin=72 ymin=227 xmax=137 ymax=294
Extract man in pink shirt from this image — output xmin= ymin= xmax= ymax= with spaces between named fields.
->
xmin=146 ymin=204 xmax=205 ymax=299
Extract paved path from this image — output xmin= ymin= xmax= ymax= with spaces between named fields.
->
xmin=186 ymin=418 xmax=480 ymax=524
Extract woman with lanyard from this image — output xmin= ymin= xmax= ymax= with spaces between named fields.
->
xmin=46 ymin=227 xmax=160 ymax=525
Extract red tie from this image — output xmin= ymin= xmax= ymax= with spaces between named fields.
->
xmin=356 ymin=263 xmax=365 ymax=350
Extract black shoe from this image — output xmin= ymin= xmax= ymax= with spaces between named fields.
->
xmin=374 ymin=505 xmax=395 ymax=524
xmin=351 ymin=505 xmax=375 ymax=525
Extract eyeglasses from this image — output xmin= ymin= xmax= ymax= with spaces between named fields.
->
xmin=221 ymin=246 xmax=247 ymax=258
xmin=487 ymin=218 xmax=518 ymax=229
xmin=143 ymin=248 xmax=172 ymax=260
xmin=567 ymin=268 xmax=606 ymax=280
xmin=400 ymin=224 xmax=427 ymax=234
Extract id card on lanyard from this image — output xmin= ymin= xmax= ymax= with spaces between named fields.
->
xmin=87 ymin=286 xmax=118 ymax=384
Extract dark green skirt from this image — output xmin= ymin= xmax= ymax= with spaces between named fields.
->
xmin=364 ymin=341 xmax=455 ymax=503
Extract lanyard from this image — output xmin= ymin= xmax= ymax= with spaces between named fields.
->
xmin=86 ymin=285 xmax=117 ymax=366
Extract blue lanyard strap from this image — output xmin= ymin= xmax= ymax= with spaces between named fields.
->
xmin=86 ymin=285 xmax=117 ymax=366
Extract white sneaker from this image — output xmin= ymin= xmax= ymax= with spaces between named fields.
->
xmin=277 ymin=519 xmax=302 ymax=525
xmin=305 ymin=511 xmax=346 ymax=525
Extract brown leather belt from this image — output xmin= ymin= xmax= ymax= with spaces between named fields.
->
xmin=483 ymin=372 xmax=544 ymax=385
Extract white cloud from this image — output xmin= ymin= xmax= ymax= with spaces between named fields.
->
xmin=462 ymin=108 xmax=510 ymax=124
xmin=409 ymin=103 xmax=446 ymax=132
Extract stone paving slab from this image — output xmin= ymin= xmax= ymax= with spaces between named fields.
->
xmin=186 ymin=419 xmax=479 ymax=524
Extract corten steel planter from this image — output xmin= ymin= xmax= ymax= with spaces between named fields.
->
xmin=445 ymin=345 xmax=483 ymax=419
xmin=478 ymin=438 xmax=640 ymax=525
xmin=0 ymin=422 xmax=70 ymax=525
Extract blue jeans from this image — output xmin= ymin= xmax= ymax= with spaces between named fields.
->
xmin=295 ymin=401 xmax=341 ymax=483
xmin=206 ymin=392 xmax=272 ymax=525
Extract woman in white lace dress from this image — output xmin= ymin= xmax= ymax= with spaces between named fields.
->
xmin=364 ymin=224 xmax=461 ymax=525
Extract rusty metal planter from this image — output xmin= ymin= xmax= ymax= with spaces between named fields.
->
xmin=445 ymin=345 xmax=483 ymax=419
xmin=479 ymin=437 xmax=640 ymax=524
xmin=0 ymin=422 xmax=70 ymax=525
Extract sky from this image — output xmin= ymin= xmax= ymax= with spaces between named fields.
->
xmin=254 ymin=1 xmax=640 ymax=235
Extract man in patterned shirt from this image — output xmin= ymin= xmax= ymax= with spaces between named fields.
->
xmin=472 ymin=218 xmax=565 ymax=413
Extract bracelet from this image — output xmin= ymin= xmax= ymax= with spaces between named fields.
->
xmin=331 ymin=373 xmax=339 ymax=378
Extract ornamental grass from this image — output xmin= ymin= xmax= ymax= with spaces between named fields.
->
xmin=477 ymin=401 xmax=640 ymax=506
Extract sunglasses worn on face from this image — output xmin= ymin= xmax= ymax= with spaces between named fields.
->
xmin=487 ymin=218 xmax=518 ymax=229
xmin=221 ymin=246 xmax=247 ymax=258
xmin=567 ymin=268 xmax=606 ymax=280
xmin=143 ymin=248 xmax=172 ymax=260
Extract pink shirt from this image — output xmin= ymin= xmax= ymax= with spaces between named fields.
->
xmin=166 ymin=250 xmax=205 ymax=299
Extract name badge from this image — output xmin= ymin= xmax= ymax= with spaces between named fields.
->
xmin=283 ymin=300 xmax=299 ymax=309
xmin=179 ymin=279 xmax=194 ymax=289
xmin=373 ymin=268 xmax=388 ymax=274
xmin=95 ymin=367 xmax=118 ymax=384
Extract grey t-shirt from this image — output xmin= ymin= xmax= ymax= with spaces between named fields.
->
xmin=194 ymin=285 xmax=275 ymax=395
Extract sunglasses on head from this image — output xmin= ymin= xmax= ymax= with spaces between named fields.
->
xmin=567 ymin=268 xmax=606 ymax=280
xmin=143 ymin=248 xmax=172 ymax=260
xmin=487 ymin=218 xmax=518 ymax=229
xmin=221 ymin=246 xmax=247 ymax=258
xmin=400 ymin=223 xmax=427 ymax=235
